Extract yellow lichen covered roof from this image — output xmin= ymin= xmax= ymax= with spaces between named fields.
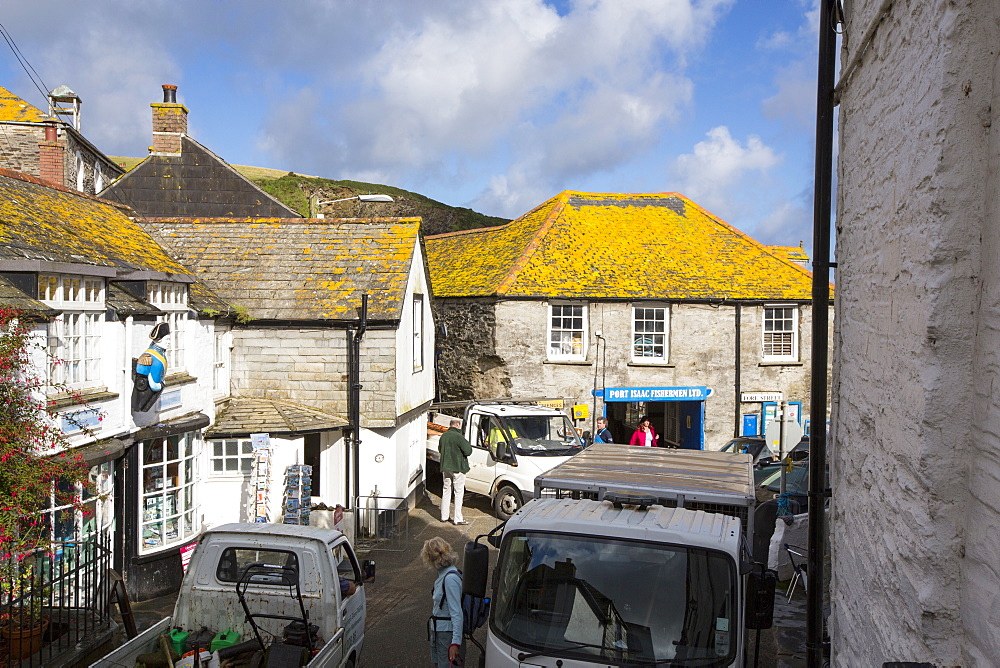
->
xmin=0 ymin=86 xmax=50 ymax=123
xmin=0 ymin=170 xmax=193 ymax=276
xmin=141 ymin=218 xmax=422 ymax=321
xmin=426 ymin=191 xmax=818 ymax=300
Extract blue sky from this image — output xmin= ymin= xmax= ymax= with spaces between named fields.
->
xmin=2 ymin=0 xmax=820 ymax=247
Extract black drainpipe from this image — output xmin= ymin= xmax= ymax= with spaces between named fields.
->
xmin=808 ymin=0 xmax=837 ymax=663
xmin=346 ymin=294 xmax=368 ymax=511
xmin=734 ymin=303 xmax=742 ymax=437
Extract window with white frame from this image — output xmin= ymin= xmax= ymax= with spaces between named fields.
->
xmin=140 ymin=432 xmax=199 ymax=553
xmin=94 ymin=161 xmax=104 ymax=192
xmin=75 ymin=150 xmax=85 ymax=191
xmin=413 ymin=294 xmax=424 ymax=372
xmin=548 ymin=303 xmax=587 ymax=360
xmin=38 ymin=462 xmax=114 ymax=545
xmin=146 ymin=281 xmax=188 ymax=370
xmin=38 ymin=274 xmax=104 ymax=389
xmin=762 ymin=305 xmax=799 ymax=361
xmin=209 ymin=438 xmax=254 ymax=476
xmin=632 ymin=305 xmax=669 ymax=362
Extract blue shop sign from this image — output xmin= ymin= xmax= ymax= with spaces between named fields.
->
xmin=596 ymin=386 xmax=710 ymax=402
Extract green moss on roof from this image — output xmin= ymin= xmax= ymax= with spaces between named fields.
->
xmin=426 ymin=191 xmax=820 ymax=301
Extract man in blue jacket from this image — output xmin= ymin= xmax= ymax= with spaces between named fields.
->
xmin=439 ymin=419 xmax=472 ymax=525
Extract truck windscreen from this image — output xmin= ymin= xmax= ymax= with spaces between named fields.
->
xmin=500 ymin=415 xmax=583 ymax=456
xmin=492 ymin=532 xmax=737 ymax=666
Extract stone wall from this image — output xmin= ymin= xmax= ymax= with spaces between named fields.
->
xmin=0 ymin=124 xmax=121 ymax=194
xmin=433 ymin=298 xmax=511 ymax=400
xmin=231 ymin=325 xmax=398 ymax=427
xmin=832 ymin=2 xmax=1000 ymax=664
xmin=434 ymin=297 xmax=826 ymax=447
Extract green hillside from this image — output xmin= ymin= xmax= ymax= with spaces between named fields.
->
xmin=108 ymin=158 xmax=509 ymax=236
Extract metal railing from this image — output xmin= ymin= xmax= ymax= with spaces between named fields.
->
xmin=0 ymin=532 xmax=114 ymax=666
xmin=354 ymin=495 xmax=408 ymax=552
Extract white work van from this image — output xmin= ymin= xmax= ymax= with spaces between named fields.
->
xmin=427 ymin=401 xmax=584 ymax=519
xmin=467 ymin=443 xmax=775 ymax=667
xmin=94 ymin=523 xmax=371 ymax=668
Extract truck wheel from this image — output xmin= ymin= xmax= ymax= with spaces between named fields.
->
xmin=493 ymin=485 xmax=522 ymax=520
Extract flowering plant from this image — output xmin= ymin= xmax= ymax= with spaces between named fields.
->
xmin=0 ymin=309 xmax=93 ymax=562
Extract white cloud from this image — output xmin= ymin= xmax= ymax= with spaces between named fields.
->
xmin=670 ymin=126 xmax=780 ymax=217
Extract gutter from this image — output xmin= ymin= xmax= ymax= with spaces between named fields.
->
xmin=807 ymin=0 xmax=840 ymax=663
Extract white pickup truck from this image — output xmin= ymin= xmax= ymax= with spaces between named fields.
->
xmin=427 ymin=401 xmax=584 ymax=519
xmin=94 ymin=523 xmax=371 ymax=668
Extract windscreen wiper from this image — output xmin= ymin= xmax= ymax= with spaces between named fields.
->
xmin=516 ymin=640 xmax=610 ymax=661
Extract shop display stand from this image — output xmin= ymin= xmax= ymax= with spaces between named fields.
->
xmin=283 ymin=465 xmax=312 ymax=525
xmin=251 ymin=446 xmax=272 ymax=523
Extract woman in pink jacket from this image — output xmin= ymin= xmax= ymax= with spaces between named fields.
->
xmin=629 ymin=416 xmax=658 ymax=447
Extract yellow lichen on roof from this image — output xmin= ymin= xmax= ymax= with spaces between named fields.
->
xmin=426 ymin=191 xmax=819 ymax=301
xmin=0 ymin=86 xmax=50 ymax=123
xmin=0 ymin=174 xmax=191 ymax=275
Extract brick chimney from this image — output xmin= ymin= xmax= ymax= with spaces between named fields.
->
xmin=150 ymin=84 xmax=188 ymax=154
xmin=38 ymin=125 xmax=65 ymax=186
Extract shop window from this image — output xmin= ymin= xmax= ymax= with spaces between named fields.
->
xmin=762 ymin=305 xmax=799 ymax=362
xmin=38 ymin=274 xmax=104 ymax=390
xmin=547 ymin=303 xmax=587 ymax=360
xmin=146 ymin=281 xmax=188 ymax=370
xmin=632 ymin=305 xmax=669 ymax=363
xmin=210 ymin=438 xmax=254 ymax=477
xmin=140 ymin=433 xmax=200 ymax=553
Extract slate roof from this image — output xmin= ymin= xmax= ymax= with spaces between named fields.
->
xmin=425 ymin=191 xmax=819 ymax=301
xmin=208 ymin=397 xmax=348 ymax=437
xmin=106 ymin=283 xmax=163 ymax=318
xmin=0 ymin=274 xmax=55 ymax=314
xmin=0 ymin=86 xmax=49 ymax=123
xmin=141 ymin=218 xmax=422 ymax=321
xmin=100 ymin=137 xmax=300 ymax=218
xmin=0 ymin=169 xmax=193 ymax=278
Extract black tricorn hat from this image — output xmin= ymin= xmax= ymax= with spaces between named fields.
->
xmin=150 ymin=322 xmax=170 ymax=341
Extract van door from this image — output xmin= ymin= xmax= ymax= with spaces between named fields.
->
xmin=464 ymin=413 xmax=498 ymax=496
xmin=334 ymin=540 xmax=366 ymax=663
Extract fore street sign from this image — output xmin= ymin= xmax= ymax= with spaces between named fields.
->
xmin=741 ymin=392 xmax=783 ymax=403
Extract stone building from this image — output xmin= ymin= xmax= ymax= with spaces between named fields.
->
xmin=142 ymin=216 xmax=435 ymax=519
xmin=0 ymin=84 xmax=123 ymax=195
xmin=426 ymin=191 xmax=827 ymax=448
xmin=831 ymin=2 xmax=1000 ymax=664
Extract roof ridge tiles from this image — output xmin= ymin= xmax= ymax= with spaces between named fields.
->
xmin=496 ymin=191 xmax=568 ymax=295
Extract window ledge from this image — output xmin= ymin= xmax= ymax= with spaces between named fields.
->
xmin=543 ymin=360 xmax=592 ymax=366
xmin=48 ymin=387 xmax=119 ymax=409
xmin=164 ymin=372 xmax=198 ymax=386
xmin=758 ymin=361 xmax=803 ymax=367
xmin=627 ymin=362 xmax=675 ymax=368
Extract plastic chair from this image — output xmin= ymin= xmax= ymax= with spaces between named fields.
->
xmin=784 ymin=543 xmax=808 ymax=601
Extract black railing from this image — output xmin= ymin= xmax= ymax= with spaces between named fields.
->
xmin=0 ymin=531 xmax=114 ymax=666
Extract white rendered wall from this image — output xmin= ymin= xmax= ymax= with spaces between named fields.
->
xmin=832 ymin=2 xmax=1000 ymax=664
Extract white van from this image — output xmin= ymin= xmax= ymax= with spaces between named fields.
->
xmin=427 ymin=401 xmax=584 ymax=519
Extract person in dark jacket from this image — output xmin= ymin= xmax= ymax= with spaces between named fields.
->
xmin=594 ymin=417 xmax=614 ymax=443
xmin=439 ymin=419 xmax=473 ymax=525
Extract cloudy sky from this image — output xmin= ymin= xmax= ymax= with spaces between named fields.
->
xmin=2 ymin=0 xmax=820 ymax=246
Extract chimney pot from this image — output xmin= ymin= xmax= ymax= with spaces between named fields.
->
xmin=162 ymin=84 xmax=178 ymax=104
xmin=44 ymin=126 xmax=57 ymax=142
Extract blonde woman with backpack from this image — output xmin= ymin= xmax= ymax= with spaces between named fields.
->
xmin=423 ymin=537 xmax=465 ymax=666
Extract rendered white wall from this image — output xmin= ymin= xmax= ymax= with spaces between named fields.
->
xmin=832 ymin=2 xmax=1000 ymax=664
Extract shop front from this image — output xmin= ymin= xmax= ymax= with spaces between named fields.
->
xmin=594 ymin=386 xmax=709 ymax=449
xmin=116 ymin=413 xmax=209 ymax=601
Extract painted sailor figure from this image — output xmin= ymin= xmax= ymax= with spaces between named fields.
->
xmin=132 ymin=322 xmax=169 ymax=412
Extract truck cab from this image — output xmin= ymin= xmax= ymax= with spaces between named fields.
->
xmin=487 ymin=498 xmax=742 ymax=666
xmin=428 ymin=402 xmax=584 ymax=519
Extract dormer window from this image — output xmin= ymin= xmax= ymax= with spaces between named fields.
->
xmin=38 ymin=274 xmax=104 ymax=389
xmin=146 ymin=281 xmax=188 ymax=370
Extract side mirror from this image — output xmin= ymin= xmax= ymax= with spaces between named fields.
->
xmin=744 ymin=566 xmax=777 ymax=629
xmin=494 ymin=441 xmax=508 ymax=461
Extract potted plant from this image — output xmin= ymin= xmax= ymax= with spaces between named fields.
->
xmin=0 ymin=567 xmax=49 ymax=659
